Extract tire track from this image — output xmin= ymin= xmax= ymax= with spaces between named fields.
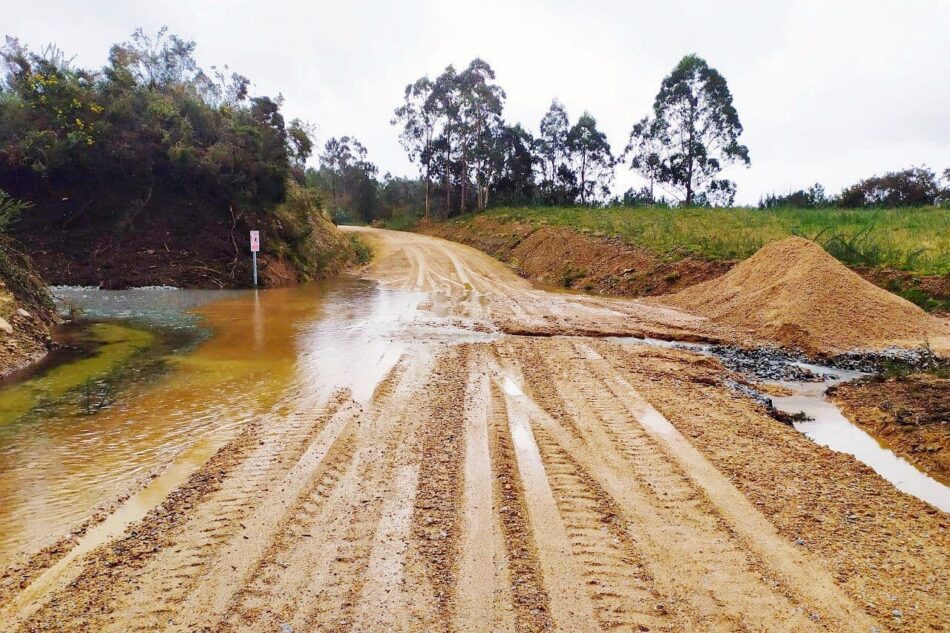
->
xmin=214 ymin=425 xmax=359 ymax=631
xmin=167 ymin=403 xmax=364 ymax=630
xmin=498 ymin=374 xmax=600 ymax=633
xmin=403 ymin=345 xmax=471 ymax=630
xmin=294 ymin=351 xmax=438 ymax=631
xmin=486 ymin=380 xmax=553 ymax=633
xmin=581 ymin=341 xmax=881 ymax=631
xmin=111 ymin=392 xmax=360 ymax=633
xmin=530 ymin=425 xmax=683 ymax=632
xmin=508 ymin=337 xmax=873 ymax=631
xmin=455 ymin=364 xmax=516 ymax=633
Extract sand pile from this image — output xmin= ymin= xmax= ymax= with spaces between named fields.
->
xmin=660 ymin=236 xmax=950 ymax=355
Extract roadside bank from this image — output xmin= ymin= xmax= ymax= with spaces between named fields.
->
xmin=0 ymin=237 xmax=56 ymax=377
xmin=418 ymin=212 xmax=950 ymax=313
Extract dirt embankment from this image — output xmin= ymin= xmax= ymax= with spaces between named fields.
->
xmin=658 ymin=236 xmax=950 ymax=355
xmin=830 ymin=374 xmax=950 ymax=483
xmin=11 ymin=183 xmax=359 ymax=289
xmin=0 ymin=238 xmax=56 ymax=377
xmin=420 ymin=216 xmax=732 ymax=296
xmin=420 ymin=216 xmax=950 ymax=313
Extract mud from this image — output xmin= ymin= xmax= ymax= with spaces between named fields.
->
xmin=0 ymin=227 xmax=947 ymax=632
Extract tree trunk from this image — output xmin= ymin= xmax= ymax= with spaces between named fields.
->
xmin=444 ymin=170 xmax=451 ymax=220
xmin=580 ymin=151 xmax=588 ymax=205
xmin=423 ymin=160 xmax=431 ymax=221
xmin=460 ymin=156 xmax=468 ymax=215
xmin=424 ymin=175 xmax=431 ymax=221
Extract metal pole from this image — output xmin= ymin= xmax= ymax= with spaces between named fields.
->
xmin=252 ymin=250 xmax=258 ymax=286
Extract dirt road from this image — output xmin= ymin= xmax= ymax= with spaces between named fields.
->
xmin=1 ymin=228 xmax=947 ymax=632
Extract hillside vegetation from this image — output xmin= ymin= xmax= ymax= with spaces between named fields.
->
xmin=465 ymin=206 xmax=950 ymax=274
xmin=0 ymin=30 xmax=357 ymax=288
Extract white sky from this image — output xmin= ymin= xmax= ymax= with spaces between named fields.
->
xmin=6 ymin=0 xmax=949 ymax=204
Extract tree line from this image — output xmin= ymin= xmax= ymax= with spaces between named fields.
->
xmin=382 ymin=54 xmax=947 ymax=220
xmin=759 ymin=166 xmax=950 ymax=209
xmin=2 ymin=30 xmax=946 ymax=234
xmin=386 ymin=54 xmax=751 ymax=220
xmin=0 ymin=29 xmax=315 ymax=225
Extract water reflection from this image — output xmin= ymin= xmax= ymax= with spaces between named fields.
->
xmin=0 ymin=277 xmax=498 ymax=567
xmin=772 ymin=381 xmax=950 ymax=513
xmin=609 ymin=336 xmax=950 ymax=512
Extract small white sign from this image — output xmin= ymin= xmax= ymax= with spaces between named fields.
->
xmin=250 ymin=230 xmax=260 ymax=252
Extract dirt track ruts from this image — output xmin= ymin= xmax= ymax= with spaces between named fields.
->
xmin=1 ymin=227 xmax=947 ymax=632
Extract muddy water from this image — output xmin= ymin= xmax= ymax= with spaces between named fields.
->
xmin=771 ymin=379 xmax=950 ymax=513
xmin=0 ymin=277 xmax=479 ymax=567
xmin=610 ymin=337 xmax=950 ymax=512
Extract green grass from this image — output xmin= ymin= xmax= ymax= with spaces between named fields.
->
xmin=456 ymin=206 xmax=950 ymax=275
xmin=377 ymin=214 xmax=421 ymax=232
xmin=346 ymin=234 xmax=373 ymax=265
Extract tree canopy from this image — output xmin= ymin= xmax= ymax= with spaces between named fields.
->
xmin=391 ymin=64 xmax=619 ymax=217
xmin=0 ymin=30 xmax=309 ymax=214
xmin=625 ymin=54 xmax=749 ymax=206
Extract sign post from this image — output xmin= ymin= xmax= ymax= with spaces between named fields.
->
xmin=250 ymin=230 xmax=260 ymax=286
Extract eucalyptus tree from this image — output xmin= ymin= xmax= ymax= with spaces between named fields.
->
xmin=626 ymin=54 xmax=749 ymax=206
xmin=567 ymin=112 xmax=614 ymax=205
xmin=534 ymin=100 xmax=571 ymax=203
xmin=392 ymin=77 xmax=437 ymax=219
xmin=394 ymin=59 xmax=506 ymax=216
xmin=490 ymin=124 xmax=536 ymax=206
xmin=319 ymin=137 xmax=353 ymax=208
xmin=319 ymin=137 xmax=376 ymax=209
xmin=430 ymin=65 xmax=461 ymax=216
xmin=457 ymin=58 xmax=505 ymax=212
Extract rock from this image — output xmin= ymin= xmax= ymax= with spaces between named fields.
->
xmin=16 ymin=308 xmax=31 ymax=319
xmin=0 ymin=317 xmax=12 ymax=334
xmin=280 ymin=624 xmax=293 ymax=633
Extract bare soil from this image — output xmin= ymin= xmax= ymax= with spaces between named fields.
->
xmin=831 ymin=373 xmax=950 ymax=483
xmin=420 ymin=216 xmax=950 ymax=313
xmin=420 ymin=216 xmax=732 ymax=296
xmin=1 ymin=228 xmax=947 ymax=632
xmin=0 ymin=240 xmax=56 ymax=377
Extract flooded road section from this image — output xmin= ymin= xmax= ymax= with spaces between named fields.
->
xmin=0 ymin=278 xmax=478 ymax=567
xmin=1 ymin=228 xmax=948 ymax=633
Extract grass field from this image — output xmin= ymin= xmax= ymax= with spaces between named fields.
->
xmin=446 ymin=206 xmax=950 ymax=276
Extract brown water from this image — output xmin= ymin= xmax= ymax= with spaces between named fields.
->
xmin=0 ymin=277 xmax=452 ymax=567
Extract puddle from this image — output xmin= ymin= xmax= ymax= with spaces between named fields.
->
xmin=772 ymin=381 xmax=950 ymax=513
xmin=0 ymin=277 xmax=504 ymax=567
xmin=502 ymin=376 xmax=524 ymax=397
xmin=609 ymin=336 xmax=950 ymax=512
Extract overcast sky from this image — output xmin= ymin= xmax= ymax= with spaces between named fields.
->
xmin=6 ymin=0 xmax=949 ymax=204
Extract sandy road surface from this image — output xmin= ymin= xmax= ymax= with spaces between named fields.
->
xmin=1 ymin=227 xmax=947 ymax=632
